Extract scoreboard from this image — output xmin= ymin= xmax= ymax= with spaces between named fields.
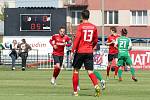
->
xmin=20 ymin=14 xmax=51 ymax=31
xmin=4 ymin=8 xmax=66 ymax=36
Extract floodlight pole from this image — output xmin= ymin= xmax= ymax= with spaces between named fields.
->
xmin=101 ymin=0 xmax=105 ymax=45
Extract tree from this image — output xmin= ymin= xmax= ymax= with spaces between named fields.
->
xmin=0 ymin=2 xmax=9 ymax=21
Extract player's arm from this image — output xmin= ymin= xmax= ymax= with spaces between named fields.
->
xmin=92 ymin=28 xmax=98 ymax=48
xmin=114 ymin=39 xmax=118 ymax=49
xmin=66 ymin=36 xmax=72 ymax=47
xmin=71 ymin=26 xmax=81 ymax=53
xmin=128 ymin=38 xmax=132 ymax=51
xmin=49 ymin=35 xmax=57 ymax=49
xmin=106 ymin=36 xmax=115 ymax=46
xmin=49 ymin=35 xmax=55 ymax=46
xmin=106 ymin=40 xmax=115 ymax=46
xmin=27 ymin=43 xmax=32 ymax=51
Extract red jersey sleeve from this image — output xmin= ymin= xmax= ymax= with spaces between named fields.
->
xmin=107 ymin=35 xmax=111 ymax=43
xmin=65 ymin=35 xmax=71 ymax=42
xmin=65 ymin=35 xmax=71 ymax=47
xmin=71 ymin=26 xmax=81 ymax=53
xmin=49 ymin=35 xmax=56 ymax=47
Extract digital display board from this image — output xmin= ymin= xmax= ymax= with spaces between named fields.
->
xmin=20 ymin=14 xmax=51 ymax=31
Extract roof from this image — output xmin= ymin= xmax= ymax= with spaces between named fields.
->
xmin=16 ymin=0 xmax=58 ymax=7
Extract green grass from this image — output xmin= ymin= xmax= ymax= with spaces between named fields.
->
xmin=0 ymin=67 xmax=150 ymax=100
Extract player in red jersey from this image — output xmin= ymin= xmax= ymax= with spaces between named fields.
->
xmin=106 ymin=27 xmax=120 ymax=79
xmin=71 ymin=10 xmax=101 ymax=97
xmin=49 ymin=26 xmax=71 ymax=85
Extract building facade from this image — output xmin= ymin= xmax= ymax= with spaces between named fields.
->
xmin=16 ymin=0 xmax=58 ymax=8
xmin=64 ymin=0 xmax=150 ymax=45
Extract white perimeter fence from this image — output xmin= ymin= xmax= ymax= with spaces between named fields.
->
xmin=1 ymin=46 xmax=150 ymax=70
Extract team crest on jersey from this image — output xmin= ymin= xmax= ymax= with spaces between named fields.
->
xmin=56 ymin=38 xmax=59 ymax=41
xmin=62 ymin=39 xmax=65 ymax=42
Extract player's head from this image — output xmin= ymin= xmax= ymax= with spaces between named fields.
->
xmin=21 ymin=39 xmax=26 ymax=43
xmin=12 ymin=40 xmax=17 ymax=44
xmin=80 ymin=19 xmax=83 ymax=23
xmin=110 ymin=27 xmax=117 ymax=34
xmin=59 ymin=26 xmax=65 ymax=37
xmin=121 ymin=28 xmax=128 ymax=36
xmin=81 ymin=9 xmax=90 ymax=20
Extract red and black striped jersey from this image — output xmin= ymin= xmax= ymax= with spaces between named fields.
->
xmin=72 ymin=22 xmax=98 ymax=53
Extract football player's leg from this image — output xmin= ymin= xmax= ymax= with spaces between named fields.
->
xmin=117 ymin=58 xmax=124 ymax=81
xmin=93 ymin=70 xmax=106 ymax=90
xmin=88 ymin=70 xmax=101 ymax=96
xmin=107 ymin=54 xmax=113 ymax=78
xmin=53 ymin=63 xmax=61 ymax=78
xmin=51 ymin=56 xmax=62 ymax=85
xmin=106 ymin=62 xmax=111 ymax=77
xmin=72 ymin=69 xmax=78 ymax=92
xmin=94 ymin=70 xmax=103 ymax=81
xmin=126 ymin=57 xmax=134 ymax=75
xmin=51 ymin=63 xmax=61 ymax=85
xmin=114 ymin=56 xmax=119 ymax=77
xmin=73 ymin=69 xmax=79 ymax=96
xmin=85 ymin=54 xmax=101 ymax=96
xmin=126 ymin=57 xmax=138 ymax=82
xmin=72 ymin=53 xmax=82 ymax=96
xmin=72 ymin=53 xmax=80 ymax=91
xmin=53 ymin=56 xmax=63 ymax=79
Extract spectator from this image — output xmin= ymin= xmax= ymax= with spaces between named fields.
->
xmin=9 ymin=40 xmax=18 ymax=70
xmin=18 ymin=39 xmax=32 ymax=71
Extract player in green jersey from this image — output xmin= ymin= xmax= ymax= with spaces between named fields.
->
xmin=114 ymin=28 xmax=138 ymax=82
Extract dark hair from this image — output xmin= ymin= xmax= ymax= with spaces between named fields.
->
xmin=110 ymin=27 xmax=117 ymax=33
xmin=21 ymin=39 xmax=26 ymax=43
xmin=80 ymin=19 xmax=83 ymax=23
xmin=121 ymin=28 xmax=128 ymax=36
xmin=81 ymin=10 xmax=90 ymax=20
xmin=59 ymin=26 xmax=66 ymax=30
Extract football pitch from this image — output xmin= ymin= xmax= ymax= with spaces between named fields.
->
xmin=0 ymin=67 xmax=150 ymax=100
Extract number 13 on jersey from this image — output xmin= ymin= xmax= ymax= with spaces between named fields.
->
xmin=83 ymin=30 xmax=94 ymax=42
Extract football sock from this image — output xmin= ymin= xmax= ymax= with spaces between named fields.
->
xmin=89 ymin=73 xmax=98 ymax=86
xmin=130 ymin=67 xmax=135 ymax=76
xmin=94 ymin=70 xmax=103 ymax=81
xmin=114 ymin=66 xmax=119 ymax=76
xmin=53 ymin=66 xmax=60 ymax=79
xmin=107 ymin=65 xmax=111 ymax=76
xmin=73 ymin=72 xmax=78 ymax=92
xmin=118 ymin=68 xmax=123 ymax=78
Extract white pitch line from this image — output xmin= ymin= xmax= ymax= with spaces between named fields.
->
xmin=15 ymin=94 xmax=25 ymax=96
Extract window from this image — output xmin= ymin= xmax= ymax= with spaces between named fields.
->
xmin=71 ymin=11 xmax=82 ymax=25
xmin=104 ymin=11 xmax=118 ymax=25
xmin=131 ymin=11 xmax=148 ymax=25
xmin=69 ymin=0 xmax=75 ymax=4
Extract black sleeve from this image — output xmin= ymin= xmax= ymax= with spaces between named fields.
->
xmin=10 ymin=44 xmax=12 ymax=49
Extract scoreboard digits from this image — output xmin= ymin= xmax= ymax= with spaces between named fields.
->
xmin=20 ymin=14 xmax=51 ymax=31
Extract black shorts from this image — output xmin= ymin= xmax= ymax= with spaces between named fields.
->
xmin=53 ymin=55 xmax=63 ymax=67
xmin=108 ymin=53 xmax=118 ymax=62
xmin=72 ymin=53 xmax=93 ymax=70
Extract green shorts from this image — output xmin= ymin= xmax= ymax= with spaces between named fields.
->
xmin=117 ymin=53 xmax=132 ymax=67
